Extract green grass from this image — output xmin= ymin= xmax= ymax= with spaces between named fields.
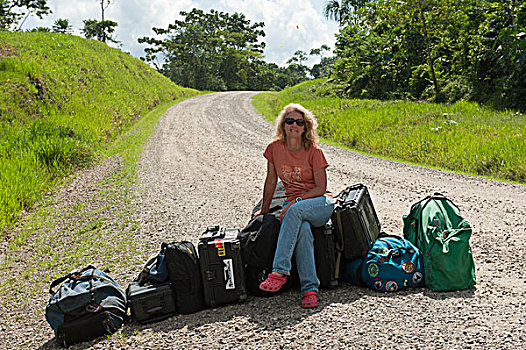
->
xmin=0 ymin=31 xmax=199 ymax=232
xmin=253 ymin=79 xmax=526 ymax=183
xmin=0 ymin=97 xmax=191 ymax=310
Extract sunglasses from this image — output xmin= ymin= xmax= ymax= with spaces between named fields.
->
xmin=284 ymin=117 xmax=306 ymax=126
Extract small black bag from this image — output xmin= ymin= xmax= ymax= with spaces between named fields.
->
xmin=164 ymin=241 xmax=206 ymax=314
xmin=312 ymin=223 xmax=340 ymax=289
xmin=134 ymin=247 xmax=168 ymax=286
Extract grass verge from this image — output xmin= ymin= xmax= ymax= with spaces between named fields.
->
xmin=253 ymin=80 xmax=526 ymax=183
xmin=0 ymin=96 xmax=197 ymax=312
xmin=0 ymin=31 xmax=199 ymax=232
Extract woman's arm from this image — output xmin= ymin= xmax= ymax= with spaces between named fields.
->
xmin=298 ymin=167 xmax=327 ymax=200
xmin=253 ymin=161 xmax=278 ymax=217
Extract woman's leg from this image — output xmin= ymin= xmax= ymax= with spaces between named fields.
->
xmin=294 ymin=221 xmax=318 ymax=294
xmin=272 ymin=195 xmax=335 ymax=284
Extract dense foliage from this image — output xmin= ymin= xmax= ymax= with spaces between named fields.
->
xmin=331 ymin=0 xmax=526 ymax=110
xmin=139 ymin=9 xmax=268 ymax=91
xmin=139 ymin=8 xmax=332 ymax=91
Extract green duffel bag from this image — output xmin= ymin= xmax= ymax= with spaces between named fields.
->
xmin=403 ymin=193 xmax=476 ymax=291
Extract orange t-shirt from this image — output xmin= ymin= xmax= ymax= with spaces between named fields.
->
xmin=263 ymin=140 xmax=330 ymax=201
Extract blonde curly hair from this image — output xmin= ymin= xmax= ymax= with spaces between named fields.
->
xmin=274 ymin=103 xmax=319 ymax=149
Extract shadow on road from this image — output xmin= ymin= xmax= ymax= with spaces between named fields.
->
xmin=38 ymin=282 xmax=476 ymax=349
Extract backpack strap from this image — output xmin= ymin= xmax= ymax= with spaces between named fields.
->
xmin=49 ymin=265 xmax=96 ymax=295
xmin=334 ymin=251 xmax=342 ymax=280
xmin=334 ymin=210 xmax=345 ymax=253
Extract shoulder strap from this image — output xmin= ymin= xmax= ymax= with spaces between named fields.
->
xmin=334 ymin=210 xmax=344 ymax=253
xmin=49 ymin=265 xmax=96 ymax=295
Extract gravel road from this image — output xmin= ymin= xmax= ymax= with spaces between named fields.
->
xmin=3 ymin=91 xmax=526 ymax=349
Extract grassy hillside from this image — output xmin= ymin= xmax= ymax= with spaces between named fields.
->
xmin=254 ymin=80 xmax=526 ymax=183
xmin=0 ymin=31 xmax=199 ymax=232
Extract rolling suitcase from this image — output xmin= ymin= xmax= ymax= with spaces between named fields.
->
xmin=312 ymin=223 xmax=340 ymax=289
xmin=126 ymin=282 xmax=177 ymax=324
xmin=198 ymin=226 xmax=247 ymax=307
xmin=331 ymin=184 xmax=381 ymax=259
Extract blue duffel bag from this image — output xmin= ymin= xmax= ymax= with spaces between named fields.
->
xmin=45 ymin=265 xmax=127 ymax=347
xmin=343 ymin=233 xmax=425 ymax=292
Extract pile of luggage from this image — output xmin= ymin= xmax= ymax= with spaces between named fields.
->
xmin=44 ymin=183 xmax=476 ymax=347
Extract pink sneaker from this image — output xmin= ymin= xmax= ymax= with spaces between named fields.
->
xmin=301 ymin=291 xmax=318 ymax=308
xmin=259 ymin=273 xmax=287 ymax=292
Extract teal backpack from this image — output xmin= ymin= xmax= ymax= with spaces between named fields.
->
xmin=342 ymin=233 xmax=425 ymax=292
xmin=403 ymin=193 xmax=476 ymax=291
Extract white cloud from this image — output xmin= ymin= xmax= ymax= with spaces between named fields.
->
xmin=111 ymin=0 xmax=197 ymax=57
xmin=219 ymin=0 xmax=338 ymax=66
xmin=23 ymin=0 xmax=339 ymax=66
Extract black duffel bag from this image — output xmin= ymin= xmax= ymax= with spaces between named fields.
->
xmin=240 ymin=182 xmax=298 ymax=296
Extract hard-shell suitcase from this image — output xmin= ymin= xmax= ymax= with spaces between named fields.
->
xmin=312 ymin=223 xmax=340 ymax=289
xmin=331 ymin=183 xmax=381 ymax=259
xmin=198 ymin=226 xmax=247 ymax=307
xmin=126 ymin=282 xmax=176 ymax=324
xmin=164 ymin=241 xmax=206 ymax=314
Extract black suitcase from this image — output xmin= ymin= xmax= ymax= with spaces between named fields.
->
xmin=126 ymin=282 xmax=176 ymax=324
xmin=198 ymin=226 xmax=247 ymax=307
xmin=312 ymin=223 xmax=340 ymax=289
xmin=331 ymin=184 xmax=381 ymax=259
xmin=164 ymin=241 xmax=206 ymax=314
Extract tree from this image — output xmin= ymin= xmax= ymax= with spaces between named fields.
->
xmin=82 ymin=19 xmax=119 ymax=44
xmin=287 ymin=50 xmax=308 ymax=66
xmin=323 ymin=0 xmax=369 ymax=25
xmin=310 ymin=56 xmax=336 ymax=79
xmin=96 ymin=0 xmax=112 ymax=42
xmin=308 ymin=45 xmax=333 ymax=79
xmin=52 ymin=18 xmax=72 ymax=34
xmin=97 ymin=0 xmax=111 ymax=21
xmin=0 ymin=0 xmax=51 ymax=30
xmin=139 ymin=8 xmax=267 ymax=91
xmin=323 ymin=0 xmax=350 ymax=25
xmin=310 ymin=45 xmax=330 ymax=60
xmin=26 ymin=25 xmax=48 ymax=31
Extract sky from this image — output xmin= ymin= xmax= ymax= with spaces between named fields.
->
xmin=24 ymin=0 xmax=340 ymax=67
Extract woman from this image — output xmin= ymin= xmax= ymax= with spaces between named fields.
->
xmin=254 ymin=103 xmax=335 ymax=308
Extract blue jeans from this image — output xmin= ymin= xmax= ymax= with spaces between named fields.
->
xmin=272 ymin=195 xmax=335 ymax=294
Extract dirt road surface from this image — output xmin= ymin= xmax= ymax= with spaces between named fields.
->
xmin=3 ymin=92 xmax=526 ymax=349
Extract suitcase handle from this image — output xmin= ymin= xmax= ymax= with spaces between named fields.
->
xmin=206 ymin=225 xmax=220 ymax=232
xmin=146 ymin=306 xmax=163 ymax=313
xmin=336 ymin=183 xmax=366 ymax=205
xmin=200 ymin=226 xmax=225 ymax=240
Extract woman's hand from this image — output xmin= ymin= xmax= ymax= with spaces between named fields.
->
xmin=252 ymin=209 xmax=266 ymax=218
xmin=280 ymin=201 xmax=295 ymax=222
